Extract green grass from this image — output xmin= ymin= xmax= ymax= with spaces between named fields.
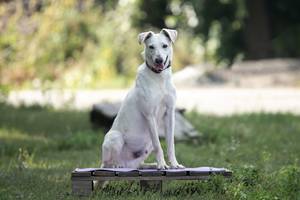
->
xmin=0 ymin=103 xmax=300 ymax=199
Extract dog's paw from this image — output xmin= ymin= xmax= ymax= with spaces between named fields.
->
xmin=157 ymin=162 xmax=169 ymax=170
xmin=170 ymin=163 xmax=185 ymax=169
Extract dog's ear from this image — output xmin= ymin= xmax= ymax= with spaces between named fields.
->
xmin=138 ymin=31 xmax=154 ymax=44
xmin=160 ymin=28 xmax=177 ymax=43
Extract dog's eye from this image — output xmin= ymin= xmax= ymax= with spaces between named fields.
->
xmin=149 ymin=45 xmax=154 ymax=49
xmin=162 ymin=44 xmax=168 ymax=49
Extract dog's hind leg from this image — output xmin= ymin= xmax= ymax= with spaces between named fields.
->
xmin=97 ymin=130 xmax=124 ymax=189
xmin=101 ymin=130 xmax=124 ymax=168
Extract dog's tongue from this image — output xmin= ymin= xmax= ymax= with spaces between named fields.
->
xmin=155 ymin=64 xmax=164 ymax=70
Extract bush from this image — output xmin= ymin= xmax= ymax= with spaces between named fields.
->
xmin=0 ymin=0 xmax=202 ymax=89
xmin=0 ymin=1 xmax=142 ymax=89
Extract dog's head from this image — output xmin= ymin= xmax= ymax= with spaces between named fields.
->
xmin=138 ymin=29 xmax=177 ymax=73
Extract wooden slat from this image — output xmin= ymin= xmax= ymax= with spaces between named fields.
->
xmin=209 ymin=170 xmax=230 ymax=176
xmin=188 ymin=170 xmax=210 ymax=176
xmin=93 ymin=170 xmax=116 ymax=176
xmin=72 ymin=176 xmax=94 ymax=181
xmin=139 ymin=170 xmax=165 ymax=177
xmin=117 ymin=171 xmax=140 ymax=177
xmin=222 ymin=170 xmax=233 ymax=177
xmin=165 ymin=170 xmax=187 ymax=177
xmin=72 ymin=171 xmax=92 ymax=177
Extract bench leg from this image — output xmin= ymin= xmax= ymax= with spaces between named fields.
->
xmin=140 ymin=180 xmax=162 ymax=192
xmin=72 ymin=180 xmax=93 ymax=196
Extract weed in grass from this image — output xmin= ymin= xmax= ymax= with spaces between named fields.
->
xmin=17 ymin=148 xmax=34 ymax=170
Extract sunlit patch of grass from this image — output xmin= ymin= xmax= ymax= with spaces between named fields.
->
xmin=0 ymin=128 xmax=51 ymax=158
xmin=0 ymin=128 xmax=40 ymax=141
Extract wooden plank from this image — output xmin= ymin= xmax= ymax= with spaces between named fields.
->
xmin=188 ymin=170 xmax=210 ymax=176
xmin=72 ymin=171 xmax=92 ymax=177
xmin=165 ymin=170 xmax=187 ymax=177
xmin=221 ymin=170 xmax=233 ymax=177
xmin=72 ymin=176 xmax=94 ymax=181
xmin=208 ymin=170 xmax=232 ymax=176
xmin=93 ymin=170 xmax=116 ymax=177
xmin=117 ymin=171 xmax=140 ymax=177
xmin=225 ymin=170 xmax=233 ymax=177
xmin=139 ymin=170 xmax=165 ymax=177
xmin=72 ymin=175 xmax=213 ymax=181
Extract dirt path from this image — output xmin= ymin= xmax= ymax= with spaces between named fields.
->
xmin=7 ymin=88 xmax=300 ymax=115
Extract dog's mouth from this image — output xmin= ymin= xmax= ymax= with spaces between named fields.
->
xmin=153 ymin=56 xmax=168 ymax=71
xmin=146 ymin=56 xmax=170 ymax=73
xmin=154 ymin=63 xmax=164 ymax=71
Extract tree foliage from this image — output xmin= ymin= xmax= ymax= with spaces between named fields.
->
xmin=0 ymin=0 xmax=300 ymax=89
xmin=0 ymin=1 xmax=141 ymax=89
xmin=135 ymin=0 xmax=300 ymax=66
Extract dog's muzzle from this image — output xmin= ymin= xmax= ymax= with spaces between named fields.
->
xmin=146 ymin=56 xmax=171 ymax=73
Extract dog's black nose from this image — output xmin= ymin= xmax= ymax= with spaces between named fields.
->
xmin=155 ymin=58 xmax=163 ymax=64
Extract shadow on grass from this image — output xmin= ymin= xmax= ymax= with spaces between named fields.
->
xmin=0 ymin=102 xmax=91 ymax=136
xmin=0 ymin=102 xmax=104 ymax=157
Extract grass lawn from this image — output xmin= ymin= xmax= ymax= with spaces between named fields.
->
xmin=0 ymin=102 xmax=300 ymax=199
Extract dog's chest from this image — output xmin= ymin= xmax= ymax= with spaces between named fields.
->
xmin=150 ymin=79 xmax=173 ymax=103
xmin=136 ymin=67 xmax=176 ymax=114
xmin=151 ymin=82 xmax=174 ymax=115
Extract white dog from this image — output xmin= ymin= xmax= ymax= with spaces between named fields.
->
xmin=101 ymin=28 xmax=184 ymax=169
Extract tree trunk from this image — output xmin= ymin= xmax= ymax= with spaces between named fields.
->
xmin=34 ymin=0 xmax=43 ymax=12
xmin=76 ymin=0 xmax=84 ymax=12
xmin=22 ymin=0 xmax=30 ymax=16
xmin=244 ymin=0 xmax=273 ymax=59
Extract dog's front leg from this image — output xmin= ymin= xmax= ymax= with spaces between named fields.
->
xmin=165 ymin=106 xmax=184 ymax=168
xmin=146 ymin=115 xmax=169 ymax=169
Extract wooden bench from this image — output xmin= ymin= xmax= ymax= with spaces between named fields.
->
xmin=71 ymin=167 xmax=232 ymax=196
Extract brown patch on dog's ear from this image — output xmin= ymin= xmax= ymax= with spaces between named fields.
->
xmin=138 ymin=31 xmax=154 ymax=44
xmin=160 ymin=28 xmax=177 ymax=43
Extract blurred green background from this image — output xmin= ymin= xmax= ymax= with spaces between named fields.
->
xmin=1 ymin=0 xmax=300 ymax=90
